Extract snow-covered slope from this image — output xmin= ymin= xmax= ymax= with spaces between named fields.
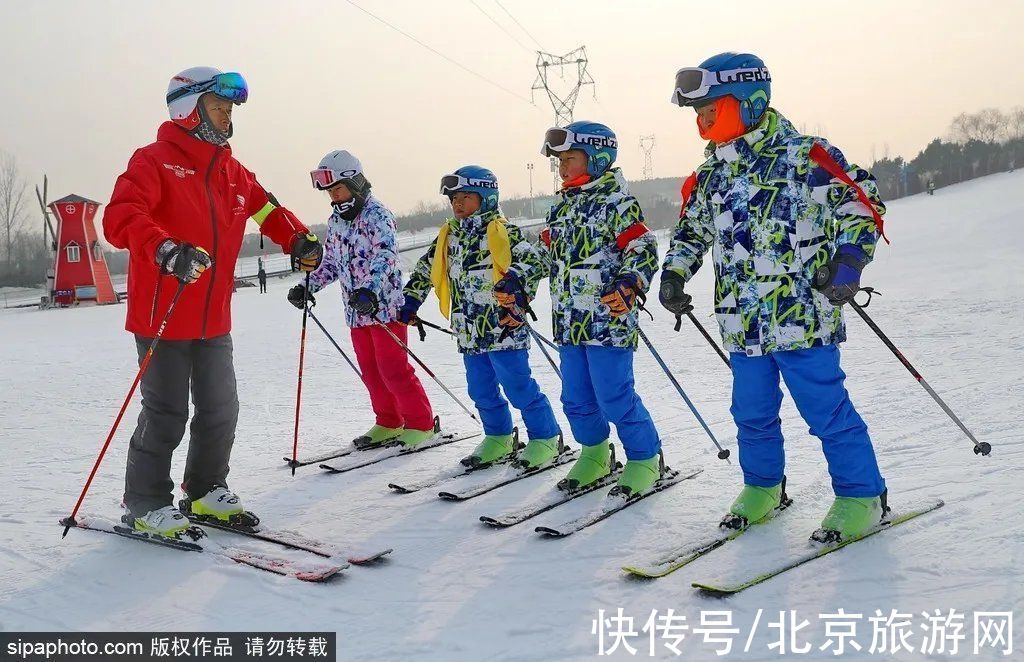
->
xmin=0 ymin=172 xmax=1021 ymax=660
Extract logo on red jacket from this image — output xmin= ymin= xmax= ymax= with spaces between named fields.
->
xmin=234 ymin=195 xmax=246 ymax=214
xmin=163 ymin=163 xmax=196 ymax=179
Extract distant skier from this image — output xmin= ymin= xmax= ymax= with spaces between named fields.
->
xmin=103 ymin=67 xmax=323 ymax=539
xmin=288 ymin=150 xmax=436 ymax=448
xmin=400 ymin=166 xmax=561 ymax=469
xmin=257 ymin=258 xmax=267 ymax=293
xmin=535 ymin=121 xmax=664 ymax=498
xmin=927 ymin=180 xmax=936 ymax=196
xmin=661 ymin=52 xmax=889 ymax=543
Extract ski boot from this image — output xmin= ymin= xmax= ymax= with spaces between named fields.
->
xmin=810 ymin=490 xmax=889 ymax=544
xmin=396 ymin=416 xmax=441 ymax=449
xmin=720 ymin=477 xmax=791 ymax=530
xmin=353 ymin=425 xmax=404 ymax=450
xmin=180 ymin=486 xmax=260 ymax=528
xmin=461 ymin=429 xmax=519 ymax=468
xmin=557 ymin=442 xmax=615 ymax=492
xmin=609 ymin=451 xmax=664 ymax=500
xmin=126 ymin=505 xmax=196 ymax=540
xmin=515 ymin=432 xmax=563 ymax=470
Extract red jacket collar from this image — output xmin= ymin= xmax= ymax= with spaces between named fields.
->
xmin=156 ymin=121 xmax=231 ymax=162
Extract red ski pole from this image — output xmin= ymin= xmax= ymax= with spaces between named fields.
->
xmin=61 ymin=281 xmax=188 ymax=538
xmin=290 ymin=273 xmax=312 ymax=476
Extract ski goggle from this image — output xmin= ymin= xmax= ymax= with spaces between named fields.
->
xmin=670 ymin=66 xmax=770 ymax=106
xmin=540 ymin=127 xmax=617 ymax=157
xmin=310 ymin=167 xmax=360 ymax=190
xmin=439 ymin=174 xmax=498 ymax=195
xmin=166 ymin=72 xmax=249 ymax=105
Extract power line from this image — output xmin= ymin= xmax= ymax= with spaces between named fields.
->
xmin=343 ymin=0 xmax=536 ymax=106
xmin=494 ymin=0 xmax=545 ymax=51
xmin=469 ymin=0 xmax=532 ymax=53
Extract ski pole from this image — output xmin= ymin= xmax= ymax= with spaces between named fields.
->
xmin=418 ymin=318 xmax=455 ymax=337
xmin=839 ymin=287 xmax=991 ymax=456
xmin=373 ymin=320 xmax=479 ymax=422
xmin=290 ymin=273 xmax=312 ymax=476
xmin=674 ymin=312 xmax=730 ymax=368
xmin=61 ymin=281 xmax=188 ymax=537
xmin=636 ymin=325 xmax=731 ymax=462
xmin=306 ymin=308 xmax=361 ymax=379
xmin=526 ymin=325 xmax=561 ymax=380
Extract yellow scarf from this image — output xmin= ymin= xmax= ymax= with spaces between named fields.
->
xmin=430 ymin=217 xmax=512 ymax=319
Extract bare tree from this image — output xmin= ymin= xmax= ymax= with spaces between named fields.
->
xmin=975 ymin=108 xmax=1007 ymax=143
xmin=1009 ymin=106 xmax=1024 ymax=141
xmin=0 ymin=151 xmax=29 ymax=266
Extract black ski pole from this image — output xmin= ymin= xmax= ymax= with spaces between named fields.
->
xmin=636 ymin=325 xmax=731 ymax=462
xmin=306 ymin=308 xmax=361 ymax=379
xmin=418 ymin=318 xmax=455 ymax=337
xmin=373 ymin=321 xmax=479 ymax=422
xmin=833 ymin=286 xmax=991 ymax=456
xmin=526 ymin=325 xmax=561 ymax=380
xmin=674 ymin=312 xmax=730 ymax=368
xmin=290 ymin=272 xmax=312 ymax=476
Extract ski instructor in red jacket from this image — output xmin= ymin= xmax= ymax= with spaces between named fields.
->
xmin=103 ymin=66 xmax=323 ymax=540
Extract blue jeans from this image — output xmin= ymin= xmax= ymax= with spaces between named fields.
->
xmin=463 ymin=349 xmax=559 ymax=440
xmin=731 ymin=344 xmax=886 ymax=497
xmin=558 ymin=344 xmax=660 ymax=461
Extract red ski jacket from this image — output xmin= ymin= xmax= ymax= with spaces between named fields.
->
xmin=104 ymin=122 xmax=308 ymax=340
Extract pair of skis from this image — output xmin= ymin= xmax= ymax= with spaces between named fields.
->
xmin=61 ymin=512 xmax=392 ymax=583
xmin=622 ymin=497 xmax=945 ymax=594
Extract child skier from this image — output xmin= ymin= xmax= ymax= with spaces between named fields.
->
xmin=661 ymin=52 xmax=889 ymax=542
xmin=525 ymin=121 xmax=663 ymax=498
xmin=399 ymin=166 xmax=561 ymax=469
xmin=103 ymin=67 xmax=323 ymax=539
xmin=288 ymin=150 xmax=436 ymax=448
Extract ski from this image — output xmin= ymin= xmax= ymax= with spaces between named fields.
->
xmin=283 ymin=446 xmax=358 ymax=469
xmin=535 ymin=467 xmax=704 ymax=537
xmin=61 ymin=515 xmax=347 ymax=582
xmin=388 ymin=429 xmax=523 ymax=494
xmin=438 ymin=449 xmax=579 ymax=501
xmin=179 ymin=506 xmax=392 ymax=565
xmin=691 ymin=498 xmax=945 ymax=595
xmin=319 ymin=431 xmax=479 ymax=476
xmin=478 ymin=461 xmax=624 ymax=528
xmin=622 ymin=497 xmax=793 ymax=578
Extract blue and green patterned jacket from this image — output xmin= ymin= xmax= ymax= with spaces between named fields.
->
xmin=404 ymin=209 xmax=546 ymax=355
xmin=663 ymin=109 xmax=884 ymax=356
xmin=524 ymin=168 xmax=658 ymax=349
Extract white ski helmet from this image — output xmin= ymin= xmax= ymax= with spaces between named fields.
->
xmin=310 ymin=150 xmax=371 ymax=196
xmin=166 ymin=66 xmax=248 ymax=131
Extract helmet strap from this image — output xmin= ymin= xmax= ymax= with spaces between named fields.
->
xmin=191 ymin=96 xmax=232 ymax=146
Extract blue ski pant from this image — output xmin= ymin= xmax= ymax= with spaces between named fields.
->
xmin=463 ymin=349 xmax=560 ymax=440
xmin=731 ymin=344 xmax=886 ymax=498
xmin=558 ymin=344 xmax=660 ymax=461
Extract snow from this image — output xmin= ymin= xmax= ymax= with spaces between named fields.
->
xmin=0 ymin=172 xmax=1022 ymax=660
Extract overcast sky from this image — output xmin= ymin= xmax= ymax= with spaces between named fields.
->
xmin=3 ymin=0 xmax=1022 ymax=231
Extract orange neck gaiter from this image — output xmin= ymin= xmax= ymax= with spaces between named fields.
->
xmin=697 ymin=95 xmax=747 ymax=145
xmin=561 ymin=173 xmax=592 ymax=190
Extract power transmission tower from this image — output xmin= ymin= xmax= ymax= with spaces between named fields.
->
xmin=532 ymin=46 xmax=595 ymax=190
xmin=639 ymin=135 xmax=656 ymax=180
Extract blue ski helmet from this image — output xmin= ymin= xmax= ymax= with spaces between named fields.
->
xmin=671 ymin=52 xmax=771 ymax=129
xmin=439 ymin=165 xmax=499 ymax=213
xmin=541 ymin=120 xmax=618 ymax=178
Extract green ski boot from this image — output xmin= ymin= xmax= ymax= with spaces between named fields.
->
xmin=461 ymin=429 xmax=519 ymax=468
xmin=721 ymin=477 xmax=789 ymax=530
xmin=811 ymin=490 xmax=889 ymax=544
xmin=515 ymin=432 xmax=563 ymax=470
xmin=131 ymin=505 xmax=192 ymax=539
xmin=609 ymin=452 xmax=663 ymax=499
xmin=353 ymin=425 xmax=405 ymax=449
xmin=557 ymin=442 xmax=614 ymax=492
xmin=397 ymin=416 xmax=441 ymax=449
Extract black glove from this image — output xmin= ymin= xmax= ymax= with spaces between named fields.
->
xmin=290 ymin=233 xmax=323 ymax=272
xmin=155 ymin=240 xmax=213 ymax=284
xmin=287 ymin=283 xmax=315 ymax=309
xmin=348 ymin=288 xmax=379 ymax=316
xmin=493 ymin=272 xmax=528 ymax=310
xmin=813 ymin=245 xmax=868 ymax=305
xmin=658 ymin=270 xmax=693 ymax=316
